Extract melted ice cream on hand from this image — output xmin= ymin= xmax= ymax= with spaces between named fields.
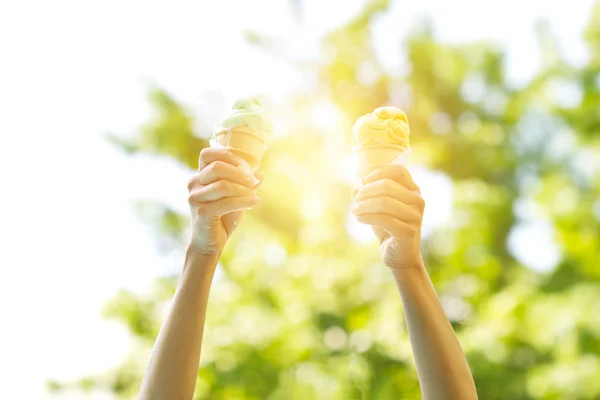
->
xmin=352 ymin=106 xmax=410 ymax=150
xmin=213 ymin=96 xmax=274 ymax=141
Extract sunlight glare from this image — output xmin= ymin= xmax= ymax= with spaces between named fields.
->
xmin=311 ymin=100 xmax=344 ymax=131
xmin=340 ymin=152 xmax=361 ymax=185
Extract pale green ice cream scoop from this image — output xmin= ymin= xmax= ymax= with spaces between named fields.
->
xmin=213 ymin=96 xmax=274 ymax=140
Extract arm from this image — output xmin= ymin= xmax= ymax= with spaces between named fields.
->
xmin=352 ymin=165 xmax=477 ymax=400
xmin=139 ymin=250 xmax=217 ymax=400
xmin=392 ymin=261 xmax=476 ymax=400
xmin=139 ymin=148 xmax=260 ymax=400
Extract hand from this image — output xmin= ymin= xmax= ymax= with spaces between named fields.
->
xmin=352 ymin=165 xmax=425 ymax=270
xmin=187 ymin=148 xmax=261 ymax=255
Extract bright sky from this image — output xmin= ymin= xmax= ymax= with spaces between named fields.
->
xmin=0 ymin=0 xmax=595 ymax=398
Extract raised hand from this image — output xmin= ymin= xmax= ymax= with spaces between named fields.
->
xmin=352 ymin=165 xmax=425 ymax=269
xmin=187 ymin=148 xmax=261 ymax=255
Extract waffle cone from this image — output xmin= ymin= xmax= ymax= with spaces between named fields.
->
xmin=213 ymin=127 xmax=266 ymax=170
xmin=355 ymin=146 xmax=404 ymax=176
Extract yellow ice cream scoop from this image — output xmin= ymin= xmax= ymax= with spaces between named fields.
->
xmin=352 ymin=106 xmax=411 ymax=176
xmin=352 ymin=106 xmax=410 ymax=150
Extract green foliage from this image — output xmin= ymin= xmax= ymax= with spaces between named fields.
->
xmin=65 ymin=1 xmax=600 ymax=399
xmin=107 ymin=88 xmax=208 ymax=168
xmin=103 ymin=289 xmax=161 ymax=343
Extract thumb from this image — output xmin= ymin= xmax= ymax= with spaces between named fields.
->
xmin=222 ymin=210 xmax=244 ymax=237
xmin=371 ymin=226 xmax=388 ymax=244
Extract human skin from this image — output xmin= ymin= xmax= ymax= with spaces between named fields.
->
xmin=352 ymin=164 xmax=478 ymax=400
xmin=139 ymin=152 xmax=477 ymax=400
xmin=139 ymin=148 xmax=260 ymax=400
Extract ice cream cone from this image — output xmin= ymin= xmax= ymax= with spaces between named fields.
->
xmin=355 ymin=146 xmax=405 ymax=176
xmin=213 ymin=126 xmax=266 ymax=170
xmin=212 ymin=96 xmax=273 ymax=171
xmin=352 ymin=106 xmax=411 ymax=177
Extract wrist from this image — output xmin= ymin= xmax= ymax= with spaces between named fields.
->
xmin=390 ymin=262 xmax=428 ymax=294
xmin=184 ymin=245 xmax=220 ymax=276
xmin=188 ymin=234 xmax=224 ymax=257
xmin=385 ymin=253 xmax=425 ymax=271
xmin=389 ymin=254 xmax=427 ymax=279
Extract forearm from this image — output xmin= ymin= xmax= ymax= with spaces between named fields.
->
xmin=139 ymin=247 xmax=218 ymax=400
xmin=392 ymin=260 xmax=477 ymax=400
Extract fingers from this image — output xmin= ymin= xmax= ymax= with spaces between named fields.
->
xmin=194 ymin=196 xmax=261 ymax=217
xmin=352 ymin=196 xmax=421 ymax=224
xmin=363 ymin=165 xmax=420 ymax=193
xmin=188 ymin=180 xmax=255 ymax=203
xmin=354 ymin=178 xmax=424 ymax=209
xmin=354 ymin=213 xmax=413 ymax=238
xmin=189 ymin=148 xmax=263 ymax=220
xmin=189 ymin=160 xmax=255 ymax=188
xmin=252 ymin=171 xmax=265 ymax=190
xmin=198 ymin=147 xmax=242 ymax=171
